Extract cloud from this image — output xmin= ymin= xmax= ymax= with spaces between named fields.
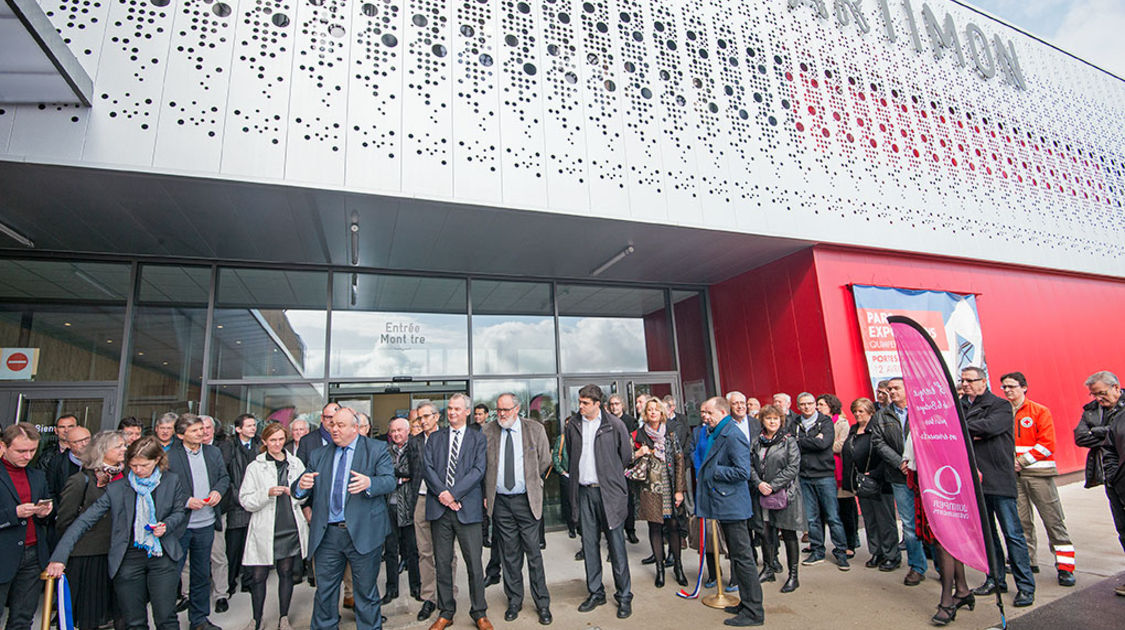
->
xmin=1048 ymin=0 xmax=1125 ymax=78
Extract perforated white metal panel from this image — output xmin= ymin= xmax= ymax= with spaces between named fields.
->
xmin=1 ymin=0 xmax=1122 ymax=276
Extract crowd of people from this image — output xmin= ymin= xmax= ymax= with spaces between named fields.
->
xmin=1 ymin=368 xmax=1123 ymax=629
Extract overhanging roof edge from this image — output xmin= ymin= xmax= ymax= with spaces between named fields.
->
xmin=4 ymin=0 xmax=93 ymax=106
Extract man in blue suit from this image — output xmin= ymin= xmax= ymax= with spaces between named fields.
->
xmin=295 ymin=407 xmax=396 ymax=630
xmin=423 ymin=393 xmax=492 ymax=630
xmin=696 ymin=397 xmax=765 ymax=627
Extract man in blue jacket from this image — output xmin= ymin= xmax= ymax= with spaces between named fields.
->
xmin=295 ymin=407 xmax=396 ymax=630
xmin=696 ymin=397 xmax=764 ymax=627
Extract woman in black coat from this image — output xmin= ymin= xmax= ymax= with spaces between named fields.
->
xmin=841 ymin=398 xmax=899 ymax=568
xmin=47 ymin=436 xmax=189 ymax=630
xmin=750 ymin=404 xmax=805 ymax=593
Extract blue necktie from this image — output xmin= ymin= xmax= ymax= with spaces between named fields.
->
xmin=331 ymin=445 xmax=349 ymax=515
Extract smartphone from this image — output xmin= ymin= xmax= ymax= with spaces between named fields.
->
xmin=36 ymin=499 xmax=53 ymax=506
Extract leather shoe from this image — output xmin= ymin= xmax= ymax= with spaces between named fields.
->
xmin=427 ymin=618 xmax=452 ymax=630
xmin=723 ymin=605 xmax=741 ymax=615
xmin=626 ymin=532 xmax=640 ymax=544
xmin=485 ymin=574 xmax=501 ymax=587
xmin=1058 ymin=570 xmax=1075 ymax=587
xmin=475 ymin=617 xmax=494 ymax=630
xmin=214 ymin=598 xmax=229 ymax=614
xmin=616 ymin=602 xmax=632 ymax=619
xmin=903 ymin=569 xmax=925 ymax=586
xmin=723 ymin=613 xmax=764 ymax=627
xmin=574 ymin=550 xmax=584 ymax=561
xmin=381 ymin=590 xmax=398 ymax=605
xmin=537 ymin=608 xmax=552 ymax=625
xmin=504 ymin=607 xmax=519 ymax=622
xmin=864 ymin=556 xmax=881 ymax=569
xmin=539 ymin=540 xmax=546 ymax=550
xmin=665 ymin=556 xmax=675 ymax=567
xmin=641 ymin=554 xmax=657 ymax=565
xmin=878 ymin=558 xmax=901 ymax=572
xmin=190 ymin=622 xmax=221 ymax=630
xmin=342 ymin=596 xmax=354 ymax=609
xmin=175 ymin=596 xmax=189 ymax=613
xmin=972 ymin=578 xmax=1007 ymax=596
xmin=577 ymin=594 xmax=606 ymax=612
xmin=1013 ymin=591 xmax=1034 ymax=607
xmin=418 ymin=601 xmax=437 ymax=621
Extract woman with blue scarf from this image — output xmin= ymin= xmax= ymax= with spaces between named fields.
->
xmin=47 ymin=436 xmax=190 ymax=630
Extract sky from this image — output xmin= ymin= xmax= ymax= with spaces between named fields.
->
xmin=965 ymin=0 xmax=1125 ymax=78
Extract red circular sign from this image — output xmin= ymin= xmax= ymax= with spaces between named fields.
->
xmin=6 ymin=352 xmax=29 ymax=372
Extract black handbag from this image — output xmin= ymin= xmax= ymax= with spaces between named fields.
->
xmin=853 ymin=435 xmax=882 ymax=499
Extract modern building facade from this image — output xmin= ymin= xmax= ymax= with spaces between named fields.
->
xmin=1 ymin=0 xmax=1123 ymax=522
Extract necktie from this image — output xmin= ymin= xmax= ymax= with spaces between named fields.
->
xmin=331 ymin=445 xmax=349 ymax=515
xmin=503 ymin=428 xmax=515 ymax=491
xmin=903 ymin=411 xmax=911 ymax=438
xmin=446 ymin=430 xmax=461 ymax=487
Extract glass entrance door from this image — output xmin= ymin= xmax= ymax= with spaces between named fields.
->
xmin=329 ymin=380 xmax=469 ymax=435
xmin=561 ymin=375 xmax=684 ymax=425
xmin=0 ymin=385 xmax=118 ymax=449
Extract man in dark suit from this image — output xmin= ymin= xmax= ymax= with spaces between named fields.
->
xmin=219 ymin=413 xmax=260 ymax=604
xmin=297 ymin=402 xmax=341 ymax=466
xmin=167 ymin=414 xmax=230 ymax=630
xmin=423 ymin=393 xmax=492 ymax=630
xmin=295 ymin=407 xmax=395 ymax=630
xmin=1 ymin=423 xmax=54 ymax=630
xmin=606 ymin=395 xmax=640 ymax=546
xmin=565 ymin=384 xmax=633 ymax=619
xmin=484 ymin=393 xmax=553 ymax=625
xmin=696 ymin=397 xmax=764 ymax=627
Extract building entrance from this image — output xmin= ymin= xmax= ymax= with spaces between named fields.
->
xmin=0 ymin=383 xmax=118 ymax=443
xmin=329 ymin=379 xmax=469 ymax=436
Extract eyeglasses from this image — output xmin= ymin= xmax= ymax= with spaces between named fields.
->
xmin=496 ymin=406 xmax=516 ymax=413
xmin=1090 ymin=387 xmax=1116 ymax=397
xmin=959 ymin=378 xmax=984 ymax=384
xmin=418 ymin=412 xmax=438 ymax=419
xmin=999 ymin=384 xmax=1022 ymax=390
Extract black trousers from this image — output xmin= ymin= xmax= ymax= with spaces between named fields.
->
xmin=558 ymin=475 xmax=577 ymax=533
xmin=857 ymin=492 xmax=899 ymax=560
xmin=114 ymin=547 xmax=179 ymax=630
xmin=0 ymin=547 xmax=42 ymax=630
xmin=225 ymin=525 xmax=250 ymax=594
xmin=383 ymin=522 xmax=421 ymax=595
xmin=493 ymin=493 xmax=550 ymax=610
xmin=838 ymin=496 xmax=861 ymax=550
xmin=432 ymin=509 xmax=487 ymax=621
xmin=577 ymin=485 xmax=631 ymax=604
xmin=1107 ymin=484 xmax=1125 ymax=554
xmin=625 ymin=484 xmax=637 ymax=536
xmin=720 ymin=519 xmax=765 ymax=624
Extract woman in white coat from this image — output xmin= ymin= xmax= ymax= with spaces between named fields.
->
xmin=239 ymin=423 xmax=309 ymax=630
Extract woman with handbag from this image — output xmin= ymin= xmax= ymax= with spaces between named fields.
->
xmin=238 ymin=422 xmax=309 ymax=630
xmin=750 ymin=404 xmax=805 ymax=593
xmin=55 ymin=430 xmax=128 ymax=630
xmin=842 ymin=398 xmax=899 ymax=569
xmin=629 ymin=398 xmax=687 ymax=587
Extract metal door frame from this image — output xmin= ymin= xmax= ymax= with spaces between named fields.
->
xmin=0 ymin=382 xmax=119 ymax=431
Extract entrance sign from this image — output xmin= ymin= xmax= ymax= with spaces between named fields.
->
xmin=852 ymin=285 xmax=986 ymax=393
xmin=1 ymin=348 xmax=39 ymax=380
xmin=888 ymin=316 xmax=990 ymax=574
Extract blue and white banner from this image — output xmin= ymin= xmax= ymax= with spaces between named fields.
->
xmin=57 ymin=574 xmax=74 ymax=630
xmin=852 ymin=285 xmax=987 ymax=393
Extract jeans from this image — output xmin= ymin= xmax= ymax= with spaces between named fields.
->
xmin=177 ymin=526 xmax=215 ymax=626
xmin=984 ymin=494 xmax=1036 ymax=594
xmin=0 ymin=548 xmax=42 ymax=630
xmin=891 ymin=482 xmax=927 ymax=575
xmin=799 ymin=476 xmax=848 ymax=561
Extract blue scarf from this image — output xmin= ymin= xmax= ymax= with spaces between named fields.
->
xmin=130 ymin=469 xmax=163 ymax=558
xmin=696 ymin=416 xmax=733 ymax=469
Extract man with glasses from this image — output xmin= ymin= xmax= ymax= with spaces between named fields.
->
xmin=412 ymin=403 xmax=456 ymax=622
xmin=871 ymin=377 xmax=926 ymax=582
xmin=423 ymin=393 xmax=491 ymax=630
xmin=962 ymin=367 xmax=1035 ymax=607
xmin=1076 ymin=370 xmax=1125 ymax=596
xmin=484 ymin=394 xmax=553 ymax=625
xmin=298 ymin=403 xmax=341 ymax=466
xmin=1001 ymin=372 xmax=1076 ymax=586
xmin=565 ymin=384 xmax=633 ymax=619
xmin=606 ymin=395 xmax=640 ymax=545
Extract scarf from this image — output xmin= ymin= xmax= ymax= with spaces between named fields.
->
xmin=700 ymin=416 xmax=733 ymax=465
xmin=643 ymin=422 xmax=667 ymax=462
xmin=94 ymin=464 xmax=124 ymax=488
xmin=758 ymin=430 xmax=784 ymax=448
xmin=130 ymin=469 xmax=163 ymax=558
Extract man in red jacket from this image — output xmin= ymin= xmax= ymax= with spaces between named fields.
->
xmin=1001 ymin=372 xmax=1075 ymax=587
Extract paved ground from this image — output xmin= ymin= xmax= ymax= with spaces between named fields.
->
xmin=29 ymin=475 xmax=1125 ymax=629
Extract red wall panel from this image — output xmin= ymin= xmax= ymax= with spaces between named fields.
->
xmin=710 ymin=249 xmax=835 ymax=404
xmin=811 ymin=245 xmax=1125 ymax=474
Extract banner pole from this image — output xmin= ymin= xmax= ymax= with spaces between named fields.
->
xmin=39 ymin=572 xmax=55 ymax=630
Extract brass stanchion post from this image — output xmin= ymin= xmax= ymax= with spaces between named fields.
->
xmin=39 ymin=572 xmax=56 ymax=630
xmin=701 ymin=519 xmax=740 ymax=608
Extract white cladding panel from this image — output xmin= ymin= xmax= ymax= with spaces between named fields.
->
xmin=1 ymin=0 xmax=1123 ymax=275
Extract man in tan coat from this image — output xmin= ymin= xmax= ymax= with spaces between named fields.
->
xmin=483 ymin=393 xmax=553 ymax=625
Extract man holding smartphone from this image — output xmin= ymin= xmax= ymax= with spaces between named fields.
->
xmin=1 ymin=423 xmax=54 ymax=630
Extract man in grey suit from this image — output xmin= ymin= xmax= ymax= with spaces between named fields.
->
xmin=565 ymin=384 xmax=633 ymax=619
xmin=423 ymin=393 xmax=492 ymax=630
xmin=483 ymin=393 xmax=553 ymax=625
xmin=295 ymin=407 xmax=396 ymax=630
xmin=166 ymin=414 xmax=230 ymax=630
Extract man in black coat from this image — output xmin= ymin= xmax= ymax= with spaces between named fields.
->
xmin=565 ymin=384 xmax=633 ymax=619
xmin=167 ymin=414 xmax=231 ymax=630
xmin=1081 ymin=370 xmax=1125 ymax=596
xmin=870 ymin=377 xmax=926 ymax=580
xmin=791 ymin=392 xmax=849 ymax=569
xmin=0 ymin=423 xmax=54 ymax=630
xmin=219 ymin=413 xmax=260 ymax=604
xmin=961 ymin=367 xmax=1035 ymax=606
xmin=606 ymin=394 xmax=640 ymax=545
